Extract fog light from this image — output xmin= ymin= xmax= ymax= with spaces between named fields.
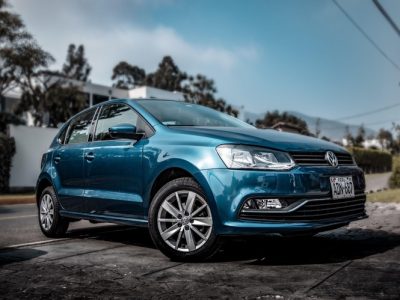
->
xmin=243 ymin=198 xmax=287 ymax=210
xmin=257 ymin=198 xmax=284 ymax=209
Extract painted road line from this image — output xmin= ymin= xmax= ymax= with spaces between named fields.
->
xmin=0 ymin=238 xmax=72 ymax=250
xmin=0 ymin=214 xmax=37 ymax=221
xmin=0 ymin=227 xmax=134 ymax=250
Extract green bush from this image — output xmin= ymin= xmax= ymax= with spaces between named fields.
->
xmin=348 ymin=147 xmax=392 ymax=174
xmin=389 ymin=156 xmax=400 ymax=188
xmin=0 ymin=133 xmax=16 ymax=193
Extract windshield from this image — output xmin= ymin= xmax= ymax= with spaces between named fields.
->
xmin=137 ymin=100 xmax=253 ymax=128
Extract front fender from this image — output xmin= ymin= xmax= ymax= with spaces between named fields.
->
xmin=142 ymin=157 xmax=223 ymax=228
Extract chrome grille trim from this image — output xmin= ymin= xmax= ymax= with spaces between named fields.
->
xmin=290 ymin=152 xmax=355 ymax=166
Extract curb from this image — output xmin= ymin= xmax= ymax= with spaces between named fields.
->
xmin=0 ymin=196 xmax=36 ymax=205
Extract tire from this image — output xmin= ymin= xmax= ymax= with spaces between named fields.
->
xmin=148 ymin=177 xmax=222 ymax=261
xmin=38 ymin=186 xmax=69 ymax=237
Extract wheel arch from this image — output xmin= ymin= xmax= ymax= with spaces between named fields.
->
xmin=144 ymin=163 xmax=221 ymax=226
xmin=35 ymin=175 xmax=54 ymax=206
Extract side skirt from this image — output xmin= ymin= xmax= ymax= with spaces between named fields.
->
xmin=59 ymin=210 xmax=149 ymax=227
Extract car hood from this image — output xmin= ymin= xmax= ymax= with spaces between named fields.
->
xmin=170 ymin=127 xmax=348 ymax=153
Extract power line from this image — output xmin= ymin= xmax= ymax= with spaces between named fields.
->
xmin=364 ymin=119 xmax=400 ymax=126
xmin=331 ymin=0 xmax=400 ymax=72
xmin=372 ymin=0 xmax=400 ymax=37
xmin=336 ymin=102 xmax=400 ymax=121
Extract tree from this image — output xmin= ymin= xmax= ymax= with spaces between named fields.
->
xmin=0 ymin=132 xmax=15 ymax=192
xmin=110 ymin=55 xmax=238 ymax=116
xmin=0 ymin=0 xmax=52 ymax=130
xmin=0 ymin=0 xmax=29 ymax=44
xmin=111 ymin=61 xmax=146 ymax=89
xmin=344 ymin=125 xmax=355 ymax=147
xmin=255 ymin=110 xmax=310 ymax=135
xmin=61 ymin=44 xmax=91 ymax=82
xmin=0 ymin=0 xmax=51 ymax=112
xmin=145 ymin=56 xmax=187 ymax=91
xmin=354 ymin=125 xmax=365 ymax=147
xmin=183 ymin=74 xmax=238 ymax=117
xmin=315 ymin=118 xmax=321 ymax=138
xmin=15 ymin=43 xmax=89 ymax=127
xmin=377 ymin=128 xmax=393 ymax=150
xmin=0 ymin=111 xmax=24 ymax=133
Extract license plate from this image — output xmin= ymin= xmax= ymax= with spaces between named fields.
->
xmin=330 ymin=176 xmax=355 ymax=199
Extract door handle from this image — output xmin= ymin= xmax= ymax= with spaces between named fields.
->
xmin=53 ymin=155 xmax=61 ymax=163
xmin=84 ymin=152 xmax=95 ymax=161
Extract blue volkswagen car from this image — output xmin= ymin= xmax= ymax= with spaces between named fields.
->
xmin=36 ymin=99 xmax=366 ymax=261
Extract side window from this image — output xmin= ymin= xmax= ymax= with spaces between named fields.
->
xmin=57 ymin=124 xmax=69 ymax=144
xmin=94 ymin=104 xmax=139 ymax=141
xmin=65 ymin=109 xmax=96 ymax=145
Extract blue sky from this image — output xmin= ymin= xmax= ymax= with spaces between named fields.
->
xmin=10 ymin=0 xmax=400 ymax=130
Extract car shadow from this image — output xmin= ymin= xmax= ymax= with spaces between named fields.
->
xmin=0 ymin=248 xmax=47 ymax=266
xmin=213 ymin=229 xmax=400 ymax=265
xmin=67 ymin=225 xmax=157 ymax=249
xmin=65 ymin=225 xmax=400 ymax=265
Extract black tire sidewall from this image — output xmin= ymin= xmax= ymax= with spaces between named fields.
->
xmin=148 ymin=177 xmax=221 ymax=261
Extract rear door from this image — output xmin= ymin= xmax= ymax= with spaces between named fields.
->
xmin=83 ymin=103 xmax=151 ymax=218
xmin=53 ymin=108 xmax=97 ymax=212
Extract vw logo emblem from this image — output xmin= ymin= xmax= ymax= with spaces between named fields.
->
xmin=325 ymin=151 xmax=338 ymax=167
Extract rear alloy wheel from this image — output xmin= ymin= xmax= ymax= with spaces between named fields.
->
xmin=38 ymin=186 xmax=69 ymax=237
xmin=149 ymin=177 xmax=221 ymax=261
xmin=40 ymin=193 xmax=55 ymax=231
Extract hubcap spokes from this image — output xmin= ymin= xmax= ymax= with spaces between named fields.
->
xmin=157 ymin=191 xmax=213 ymax=252
xmin=40 ymin=194 xmax=54 ymax=231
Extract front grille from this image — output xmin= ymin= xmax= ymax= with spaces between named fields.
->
xmin=239 ymin=194 xmax=366 ymax=222
xmin=290 ymin=152 xmax=354 ymax=166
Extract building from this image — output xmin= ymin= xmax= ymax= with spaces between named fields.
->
xmin=2 ymin=80 xmax=185 ymax=125
xmin=4 ymin=81 xmax=185 ymax=190
xmin=342 ymin=137 xmax=382 ymax=149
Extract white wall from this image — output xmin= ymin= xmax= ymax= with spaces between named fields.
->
xmin=128 ymin=86 xmax=184 ymax=101
xmin=9 ymin=125 xmax=58 ymax=188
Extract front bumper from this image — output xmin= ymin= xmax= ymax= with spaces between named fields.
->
xmin=200 ymin=166 xmax=366 ymax=235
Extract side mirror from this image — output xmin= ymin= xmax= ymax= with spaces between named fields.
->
xmin=108 ymin=123 xmax=144 ymax=140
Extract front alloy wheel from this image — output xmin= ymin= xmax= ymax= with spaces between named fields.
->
xmin=157 ymin=190 xmax=213 ymax=252
xmin=149 ymin=177 xmax=221 ymax=261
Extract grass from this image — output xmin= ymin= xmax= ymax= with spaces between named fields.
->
xmin=367 ymin=188 xmax=400 ymax=203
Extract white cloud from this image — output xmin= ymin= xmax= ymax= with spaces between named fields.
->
xmin=10 ymin=0 xmax=259 ymax=85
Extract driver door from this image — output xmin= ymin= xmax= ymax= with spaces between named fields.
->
xmin=83 ymin=103 xmax=148 ymax=218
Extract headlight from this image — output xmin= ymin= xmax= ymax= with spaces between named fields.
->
xmin=216 ymin=145 xmax=295 ymax=170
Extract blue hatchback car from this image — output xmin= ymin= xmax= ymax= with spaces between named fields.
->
xmin=37 ymin=99 xmax=366 ymax=260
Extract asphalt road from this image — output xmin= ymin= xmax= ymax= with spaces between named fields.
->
xmin=0 ymin=204 xmax=117 ymax=247
xmin=0 ymin=203 xmax=399 ymax=299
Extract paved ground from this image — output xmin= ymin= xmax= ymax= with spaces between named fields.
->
xmin=0 ymin=204 xmax=115 ymax=247
xmin=365 ymin=172 xmax=391 ymax=192
xmin=0 ymin=203 xmax=399 ymax=299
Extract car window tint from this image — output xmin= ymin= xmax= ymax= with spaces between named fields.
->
xmin=94 ymin=104 xmax=139 ymax=141
xmin=57 ymin=123 xmax=69 ymax=144
xmin=65 ymin=109 xmax=96 ymax=145
xmin=137 ymin=100 xmax=254 ymax=128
